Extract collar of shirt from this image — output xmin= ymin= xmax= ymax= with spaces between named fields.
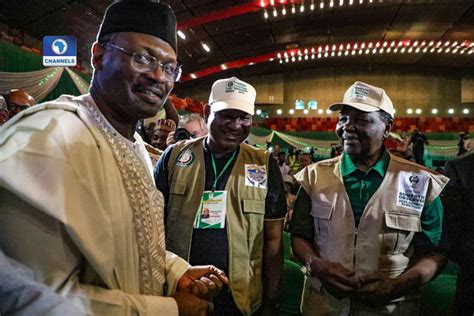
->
xmin=340 ymin=149 xmax=390 ymax=179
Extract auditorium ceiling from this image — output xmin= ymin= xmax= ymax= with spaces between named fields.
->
xmin=1 ymin=0 xmax=473 ymax=86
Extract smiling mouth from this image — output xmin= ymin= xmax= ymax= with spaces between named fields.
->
xmin=136 ymin=87 xmax=163 ymax=103
xmin=343 ymin=137 xmax=359 ymax=144
xmin=223 ymin=131 xmax=239 ymax=140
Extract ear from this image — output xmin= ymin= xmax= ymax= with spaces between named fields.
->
xmin=384 ymin=119 xmax=393 ymax=139
xmin=203 ymin=103 xmax=211 ymax=123
xmin=91 ymin=42 xmax=105 ymax=70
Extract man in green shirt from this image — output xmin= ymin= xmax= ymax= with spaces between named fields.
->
xmin=290 ymin=81 xmax=448 ymax=315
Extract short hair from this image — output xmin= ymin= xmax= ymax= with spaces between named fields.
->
xmin=179 ymin=113 xmax=207 ymax=131
xmin=378 ymin=110 xmax=393 ymax=124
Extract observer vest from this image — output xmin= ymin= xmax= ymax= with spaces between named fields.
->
xmin=165 ymin=138 xmax=270 ymax=315
xmin=296 ymin=153 xmax=449 ymax=314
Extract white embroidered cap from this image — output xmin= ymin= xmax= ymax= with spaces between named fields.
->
xmin=329 ymin=81 xmax=395 ymax=118
xmin=208 ymin=77 xmax=256 ymax=115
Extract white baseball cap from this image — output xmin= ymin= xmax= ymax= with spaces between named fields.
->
xmin=208 ymin=77 xmax=256 ymax=115
xmin=329 ymin=81 xmax=395 ymax=118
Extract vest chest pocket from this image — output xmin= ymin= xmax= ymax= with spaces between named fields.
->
xmin=382 ymin=211 xmax=422 ymax=255
xmin=310 ymin=202 xmax=333 ymax=245
xmin=243 ymin=199 xmax=265 ymax=260
xmin=168 ymin=180 xmax=187 ymax=221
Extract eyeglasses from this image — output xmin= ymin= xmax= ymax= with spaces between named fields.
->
xmin=101 ymin=42 xmax=182 ymax=82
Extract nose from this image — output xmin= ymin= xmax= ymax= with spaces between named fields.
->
xmin=145 ymin=64 xmax=167 ymax=83
xmin=341 ymin=118 xmax=356 ymax=131
xmin=228 ymin=117 xmax=246 ymax=130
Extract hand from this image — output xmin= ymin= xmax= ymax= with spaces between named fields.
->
xmin=166 ymin=131 xmax=176 ymax=146
xmin=173 ymin=290 xmax=213 ymax=316
xmin=354 ymin=273 xmax=397 ymax=305
xmin=178 ymin=265 xmax=229 ymax=300
xmin=311 ymin=259 xmax=359 ymax=299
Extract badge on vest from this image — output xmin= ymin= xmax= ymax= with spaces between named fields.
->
xmin=194 ymin=191 xmax=227 ymax=229
xmin=245 ymin=164 xmax=267 ymax=189
xmin=176 ymin=149 xmax=195 ymax=167
xmin=396 ymin=171 xmax=429 ymax=212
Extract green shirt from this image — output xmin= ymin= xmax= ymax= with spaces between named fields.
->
xmin=341 ymin=151 xmax=390 ymax=225
xmin=290 ymin=151 xmax=444 ymax=245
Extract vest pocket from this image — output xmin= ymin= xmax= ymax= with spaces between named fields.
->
xmin=382 ymin=211 xmax=421 ymax=255
xmin=168 ymin=180 xmax=187 ymax=221
xmin=310 ymin=202 xmax=333 ymax=245
xmin=243 ymin=199 xmax=265 ymax=260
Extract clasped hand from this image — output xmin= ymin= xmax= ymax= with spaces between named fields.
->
xmin=312 ymin=260 xmax=397 ymax=304
xmin=174 ymin=265 xmax=229 ymax=316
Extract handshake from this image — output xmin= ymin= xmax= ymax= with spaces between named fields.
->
xmin=174 ymin=265 xmax=229 ymax=316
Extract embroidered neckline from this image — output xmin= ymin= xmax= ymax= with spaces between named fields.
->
xmin=81 ymin=95 xmax=166 ymax=295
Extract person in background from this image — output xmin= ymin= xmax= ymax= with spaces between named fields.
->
xmin=272 ymin=143 xmax=281 ymax=161
xmin=287 ymin=147 xmax=300 ymax=174
xmin=299 ymin=152 xmax=312 ymax=171
xmin=0 ymin=1 xmax=227 ymax=314
xmin=166 ymin=113 xmax=208 ymax=146
xmin=290 ymin=81 xmax=448 ymax=315
xmin=0 ymin=89 xmax=35 ymax=125
xmin=155 ymin=77 xmax=286 ymax=315
xmin=330 ymin=143 xmax=343 ymax=158
xmin=443 ymin=152 xmax=474 ymax=315
xmin=283 ymin=174 xmax=296 ymax=231
xmin=289 ymin=149 xmax=301 ymax=174
xmin=457 ymin=131 xmax=470 ymax=157
xmin=410 ymin=128 xmax=429 ymax=166
xmin=149 ymin=118 xmax=176 ymax=150
xmin=278 ymin=151 xmax=290 ymax=176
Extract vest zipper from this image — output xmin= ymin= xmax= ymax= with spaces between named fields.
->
xmin=353 ymin=228 xmax=358 ymax=269
xmin=351 ymin=228 xmax=358 ymax=312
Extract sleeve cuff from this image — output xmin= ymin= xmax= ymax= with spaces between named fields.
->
xmin=165 ymin=251 xmax=191 ymax=295
xmin=144 ymin=295 xmax=178 ymax=315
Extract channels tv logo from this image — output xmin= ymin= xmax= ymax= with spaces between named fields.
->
xmin=43 ymin=36 xmax=77 ymax=67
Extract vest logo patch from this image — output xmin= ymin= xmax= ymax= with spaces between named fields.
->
xmin=245 ymin=164 xmax=267 ymax=189
xmin=396 ymin=171 xmax=429 ymax=212
xmin=409 ymin=175 xmax=419 ymax=186
xmin=176 ymin=149 xmax=195 ymax=167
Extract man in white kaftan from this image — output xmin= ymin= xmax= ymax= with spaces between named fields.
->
xmin=0 ymin=1 xmax=226 ymax=314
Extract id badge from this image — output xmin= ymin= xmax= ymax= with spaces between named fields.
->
xmin=194 ymin=191 xmax=227 ymax=229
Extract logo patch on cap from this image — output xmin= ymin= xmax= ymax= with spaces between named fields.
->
xmin=225 ymin=79 xmax=248 ymax=95
xmin=351 ymin=85 xmax=370 ymax=100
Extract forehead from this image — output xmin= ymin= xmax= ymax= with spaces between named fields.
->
xmin=185 ymin=120 xmax=201 ymax=130
xmin=153 ymin=127 xmax=172 ymax=134
xmin=114 ymin=32 xmax=176 ymax=60
xmin=215 ymin=109 xmax=250 ymax=117
xmin=339 ymin=106 xmax=375 ymax=117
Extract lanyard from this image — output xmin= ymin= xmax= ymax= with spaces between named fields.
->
xmin=211 ymin=150 xmax=237 ymax=192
